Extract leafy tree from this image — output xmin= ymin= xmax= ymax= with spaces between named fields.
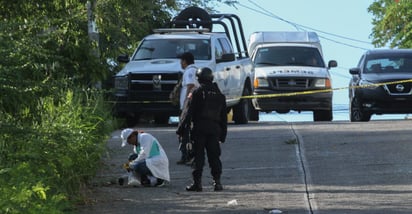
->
xmin=368 ymin=0 xmax=412 ymax=48
xmin=0 ymin=1 xmax=112 ymax=212
xmin=1 ymin=0 xmax=238 ymax=212
xmin=94 ymin=0 xmax=238 ymax=77
xmin=0 ymin=0 xmax=105 ymax=121
xmin=94 ymin=1 xmax=174 ymax=63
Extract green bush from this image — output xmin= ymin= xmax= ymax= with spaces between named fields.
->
xmin=0 ymin=88 xmax=114 ymax=213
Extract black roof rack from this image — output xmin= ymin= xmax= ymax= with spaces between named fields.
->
xmin=165 ymin=7 xmax=249 ymax=58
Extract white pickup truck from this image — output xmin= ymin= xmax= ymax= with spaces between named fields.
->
xmin=248 ymin=31 xmax=337 ymax=121
xmin=112 ymin=7 xmax=257 ymax=125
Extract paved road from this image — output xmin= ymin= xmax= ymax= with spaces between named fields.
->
xmin=78 ymin=119 xmax=412 ymax=214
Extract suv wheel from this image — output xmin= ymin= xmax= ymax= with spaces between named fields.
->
xmin=350 ymin=97 xmax=371 ymax=122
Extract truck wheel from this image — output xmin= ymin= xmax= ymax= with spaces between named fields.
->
xmin=233 ymin=87 xmax=252 ymax=124
xmin=126 ymin=115 xmax=140 ymax=127
xmin=173 ymin=6 xmax=212 ymax=30
xmin=350 ymin=97 xmax=371 ymax=122
xmin=313 ymin=109 xmax=333 ymax=121
xmin=154 ymin=114 xmax=170 ymax=124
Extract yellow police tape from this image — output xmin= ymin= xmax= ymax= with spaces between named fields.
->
xmin=108 ymin=79 xmax=412 ymax=104
xmin=241 ymin=79 xmax=412 ymax=99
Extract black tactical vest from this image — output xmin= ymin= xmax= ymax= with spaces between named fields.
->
xmin=199 ymin=88 xmax=225 ymax=122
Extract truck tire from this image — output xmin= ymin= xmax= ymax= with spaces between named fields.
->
xmin=233 ymin=87 xmax=252 ymax=124
xmin=154 ymin=114 xmax=170 ymax=125
xmin=126 ymin=115 xmax=140 ymax=127
xmin=350 ymin=97 xmax=371 ymax=122
xmin=313 ymin=109 xmax=333 ymax=121
xmin=173 ymin=6 xmax=212 ymax=30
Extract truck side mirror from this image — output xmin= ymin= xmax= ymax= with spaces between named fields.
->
xmin=328 ymin=60 xmax=338 ymax=68
xmin=216 ymin=53 xmax=235 ymax=63
xmin=117 ymin=54 xmax=130 ymax=63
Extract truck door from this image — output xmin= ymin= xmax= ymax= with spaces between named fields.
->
xmin=214 ymin=38 xmax=238 ymax=101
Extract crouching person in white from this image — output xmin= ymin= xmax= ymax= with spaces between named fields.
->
xmin=120 ymin=128 xmax=170 ymax=187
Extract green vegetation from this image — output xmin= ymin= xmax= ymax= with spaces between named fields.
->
xmin=0 ymin=88 xmax=112 ymax=213
xmin=2 ymin=0 xmax=406 ymax=212
xmin=0 ymin=0 xmax=231 ymax=212
xmin=368 ymin=0 xmax=412 ymax=48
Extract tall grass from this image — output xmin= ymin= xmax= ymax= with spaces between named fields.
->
xmin=0 ymin=87 xmax=114 ymax=213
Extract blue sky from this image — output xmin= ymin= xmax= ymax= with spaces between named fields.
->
xmin=216 ymin=0 xmax=376 ymax=105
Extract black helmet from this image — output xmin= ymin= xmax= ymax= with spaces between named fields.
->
xmin=196 ymin=67 xmax=214 ymax=82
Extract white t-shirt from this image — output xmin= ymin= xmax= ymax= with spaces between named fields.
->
xmin=180 ymin=64 xmax=199 ymax=109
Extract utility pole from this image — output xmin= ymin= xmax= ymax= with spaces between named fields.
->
xmin=86 ymin=1 xmax=102 ymax=88
xmin=87 ymin=1 xmax=99 ymax=45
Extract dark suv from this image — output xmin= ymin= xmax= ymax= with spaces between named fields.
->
xmin=349 ymin=49 xmax=412 ymax=121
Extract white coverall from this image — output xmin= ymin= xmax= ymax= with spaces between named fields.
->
xmin=130 ymin=133 xmax=170 ymax=182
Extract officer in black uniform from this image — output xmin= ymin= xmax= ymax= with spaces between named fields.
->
xmin=178 ymin=67 xmax=227 ymax=192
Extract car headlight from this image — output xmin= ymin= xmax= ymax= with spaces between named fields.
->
xmin=115 ymin=76 xmax=129 ymax=90
xmin=254 ymin=78 xmax=269 ymax=88
xmin=314 ymin=78 xmax=331 ymax=88
xmin=359 ymin=79 xmax=379 ymax=89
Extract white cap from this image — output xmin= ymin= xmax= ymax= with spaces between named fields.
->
xmin=120 ymin=128 xmax=134 ymax=147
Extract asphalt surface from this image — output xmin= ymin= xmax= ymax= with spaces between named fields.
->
xmin=78 ymin=119 xmax=412 ymax=214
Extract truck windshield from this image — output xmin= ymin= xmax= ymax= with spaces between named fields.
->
xmin=132 ymin=39 xmax=211 ymax=60
xmin=253 ymin=46 xmax=325 ymax=67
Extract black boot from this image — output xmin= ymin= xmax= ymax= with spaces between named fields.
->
xmin=213 ymin=179 xmax=223 ymax=191
xmin=186 ymin=178 xmax=202 ymax=192
xmin=176 ymin=159 xmax=187 ymax=165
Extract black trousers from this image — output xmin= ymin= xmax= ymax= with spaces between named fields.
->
xmin=191 ymin=127 xmax=222 ymax=181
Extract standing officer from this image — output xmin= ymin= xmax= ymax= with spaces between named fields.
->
xmin=182 ymin=67 xmax=227 ymax=192
xmin=176 ymin=52 xmax=198 ymax=165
